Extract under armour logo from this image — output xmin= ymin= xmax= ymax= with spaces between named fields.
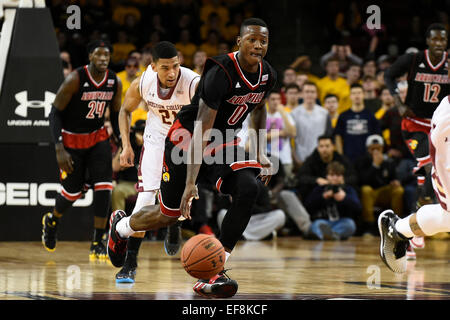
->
xmin=388 ymin=225 xmax=394 ymax=238
xmin=14 ymin=91 xmax=55 ymax=118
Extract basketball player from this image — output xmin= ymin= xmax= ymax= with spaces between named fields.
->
xmin=379 ymin=91 xmax=450 ymax=273
xmin=113 ymin=41 xmax=200 ymax=283
xmin=384 ymin=23 xmax=449 ymax=253
xmin=43 ymin=40 xmax=122 ymax=259
xmin=107 ymin=18 xmax=276 ymax=298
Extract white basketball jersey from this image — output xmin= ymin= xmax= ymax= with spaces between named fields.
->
xmin=430 ymin=95 xmax=450 ymax=211
xmin=139 ymin=66 xmax=200 ymax=138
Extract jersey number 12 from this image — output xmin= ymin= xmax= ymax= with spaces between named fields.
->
xmin=423 ymin=83 xmax=441 ymax=103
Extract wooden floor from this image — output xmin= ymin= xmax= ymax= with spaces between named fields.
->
xmin=1 ymin=236 xmax=450 ymax=300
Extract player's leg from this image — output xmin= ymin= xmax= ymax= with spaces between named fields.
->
xmin=193 ymin=167 xmax=260 ymax=298
xmin=380 ymin=121 xmax=450 ymax=273
xmin=42 ymin=148 xmax=85 ymax=252
xmin=115 ymin=190 xmax=155 ymax=283
xmin=87 ymin=140 xmax=113 ymax=259
xmin=107 ymin=141 xmax=184 ymax=267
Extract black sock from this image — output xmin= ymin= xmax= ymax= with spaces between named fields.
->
xmin=93 ymin=228 xmax=105 ymax=243
xmin=127 ymin=236 xmax=143 ymax=253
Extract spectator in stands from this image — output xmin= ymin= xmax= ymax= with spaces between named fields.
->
xmin=362 ymin=57 xmax=377 ymax=78
xmin=355 ymin=134 xmax=404 ymax=234
xmin=199 ymin=30 xmax=220 ymax=57
xmin=112 ymin=30 xmax=137 ymax=65
xmin=323 ymin=94 xmax=339 ymax=128
xmin=61 ymin=60 xmax=72 ymax=78
xmin=192 ymin=50 xmax=207 ymax=74
xmin=176 ymin=29 xmax=197 ymax=68
xmin=223 ymin=12 xmax=243 ymax=43
xmin=200 ymin=12 xmax=223 ymax=41
xmin=280 ymin=67 xmax=297 ymax=105
xmin=112 ymin=0 xmax=141 ymax=27
xmin=317 ymin=57 xmax=348 ymax=114
xmin=266 ymin=91 xmax=296 ymax=181
xmin=289 ymin=55 xmax=320 ymax=84
xmin=362 ymin=75 xmax=381 ymax=114
xmin=283 ymin=83 xmax=301 ymax=113
xmin=141 ymin=47 xmax=153 ymax=69
xmin=339 ymin=62 xmax=362 ymax=113
xmin=304 ymin=161 xmax=360 ymax=240
xmin=334 ymin=83 xmax=381 ymax=163
xmin=375 ymin=86 xmax=395 ymax=120
xmin=117 ymin=57 xmax=140 ymax=104
xmin=199 ymin=0 xmax=229 ymax=30
xmin=111 ymin=120 xmax=144 ymax=212
xmin=296 ymin=135 xmax=358 ymax=201
xmin=291 ymin=81 xmax=332 ymax=168
xmin=218 ymin=42 xmax=230 ymax=55
xmin=320 ymin=44 xmax=363 ymax=75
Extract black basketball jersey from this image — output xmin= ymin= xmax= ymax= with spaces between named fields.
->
xmin=176 ymin=52 xmax=276 ymax=141
xmin=62 ymin=65 xmax=118 ymax=133
xmin=406 ymin=50 xmax=449 ymax=119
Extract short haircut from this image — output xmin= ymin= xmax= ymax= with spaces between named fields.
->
xmin=362 ymin=74 xmax=376 ymax=82
xmin=87 ymin=40 xmax=113 ymax=54
xmin=426 ymin=23 xmax=447 ymax=38
xmin=327 ymin=161 xmax=345 ymax=176
xmin=268 ymin=90 xmax=280 ymax=97
xmin=318 ymin=134 xmax=334 ymax=143
xmin=350 ymin=83 xmax=363 ymax=90
xmin=379 ymin=85 xmax=390 ymax=93
xmin=151 ymin=41 xmax=178 ymax=62
xmin=285 ymin=83 xmax=300 ymax=92
xmin=240 ymin=18 xmax=268 ymax=35
xmin=302 ymin=81 xmax=317 ymax=89
xmin=325 ymin=56 xmax=340 ymax=65
xmin=324 ymin=93 xmax=339 ymax=102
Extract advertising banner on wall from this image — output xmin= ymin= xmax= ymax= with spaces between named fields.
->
xmin=0 ymin=144 xmax=95 ymax=241
xmin=0 ymin=8 xmax=63 ymax=143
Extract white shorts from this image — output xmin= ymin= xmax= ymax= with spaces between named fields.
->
xmin=136 ymin=130 xmax=166 ymax=192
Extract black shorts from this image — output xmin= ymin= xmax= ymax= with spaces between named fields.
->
xmin=158 ymin=137 xmax=262 ymax=217
xmin=59 ymin=139 xmax=113 ymax=201
xmin=401 ymin=117 xmax=432 ymax=169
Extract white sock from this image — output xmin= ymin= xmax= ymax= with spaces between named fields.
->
xmin=395 ymin=215 xmax=414 ymax=238
xmin=115 ymin=216 xmax=135 ymax=238
xmin=225 ymin=251 xmax=231 ymax=262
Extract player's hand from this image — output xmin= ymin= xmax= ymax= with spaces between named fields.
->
xmin=55 ymin=143 xmax=74 ymax=174
xmin=180 ymin=183 xmax=199 ymax=220
xmin=120 ymin=145 xmax=135 ymax=168
xmin=258 ymin=153 xmax=274 ymax=186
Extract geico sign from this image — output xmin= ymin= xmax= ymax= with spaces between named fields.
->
xmin=0 ymin=183 xmax=93 ymax=207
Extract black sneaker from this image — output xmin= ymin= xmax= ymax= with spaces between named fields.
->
xmin=378 ymin=209 xmax=411 ymax=273
xmin=193 ymin=269 xmax=238 ymax=298
xmin=42 ymin=212 xmax=58 ymax=252
xmin=115 ymin=251 xmax=137 ymax=283
xmin=164 ymin=221 xmax=182 ymax=256
xmin=107 ymin=210 xmax=129 ymax=267
xmin=89 ymin=241 xmax=108 ymax=260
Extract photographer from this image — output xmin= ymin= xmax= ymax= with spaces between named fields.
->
xmin=304 ymin=161 xmax=361 ymax=240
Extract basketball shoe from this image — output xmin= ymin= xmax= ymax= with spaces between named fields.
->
xmin=89 ymin=241 xmax=108 ymax=260
xmin=193 ymin=270 xmax=238 ymax=298
xmin=116 ymin=251 xmax=137 ymax=283
xmin=42 ymin=212 xmax=58 ymax=252
xmin=107 ymin=210 xmax=128 ymax=267
xmin=378 ymin=209 xmax=411 ymax=273
xmin=164 ymin=221 xmax=182 ymax=256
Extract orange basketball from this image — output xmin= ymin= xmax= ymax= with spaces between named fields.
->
xmin=181 ymin=234 xmax=225 ymax=279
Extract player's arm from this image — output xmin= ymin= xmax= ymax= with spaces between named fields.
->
xmin=49 ymin=70 xmax=79 ymax=174
xmin=384 ymin=53 xmax=415 ymax=117
xmin=181 ymin=99 xmax=218 ymax=219
xmin=250 ymin=101 xmax=273 ymax=185
xmin=119 ymin=76 xmax=142 ymax=167
xmin=109 ymin=76 xmax=123 ymax=143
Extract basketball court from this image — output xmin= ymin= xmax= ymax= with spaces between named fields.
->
xmin=1 ymin=237 xmax=450 ymax=300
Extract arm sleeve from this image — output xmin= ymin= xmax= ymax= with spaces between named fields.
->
xmin=384 ymin=53 xmax=414 ymax=96
xmin=199 ymin=65 xmax=230 ymax=110
xmin=49 ymin=105 xmax=63 ymax=144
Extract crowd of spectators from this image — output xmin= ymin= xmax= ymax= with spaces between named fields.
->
xmin=50 ymin=0 xmax=450 ymax=240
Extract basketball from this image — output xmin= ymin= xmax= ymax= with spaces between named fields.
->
xmin=181 ymin=234 xmax=226 ymax=279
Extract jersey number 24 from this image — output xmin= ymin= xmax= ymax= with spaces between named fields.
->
xmin=86 ymin=101 xmax=106 ymax=119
